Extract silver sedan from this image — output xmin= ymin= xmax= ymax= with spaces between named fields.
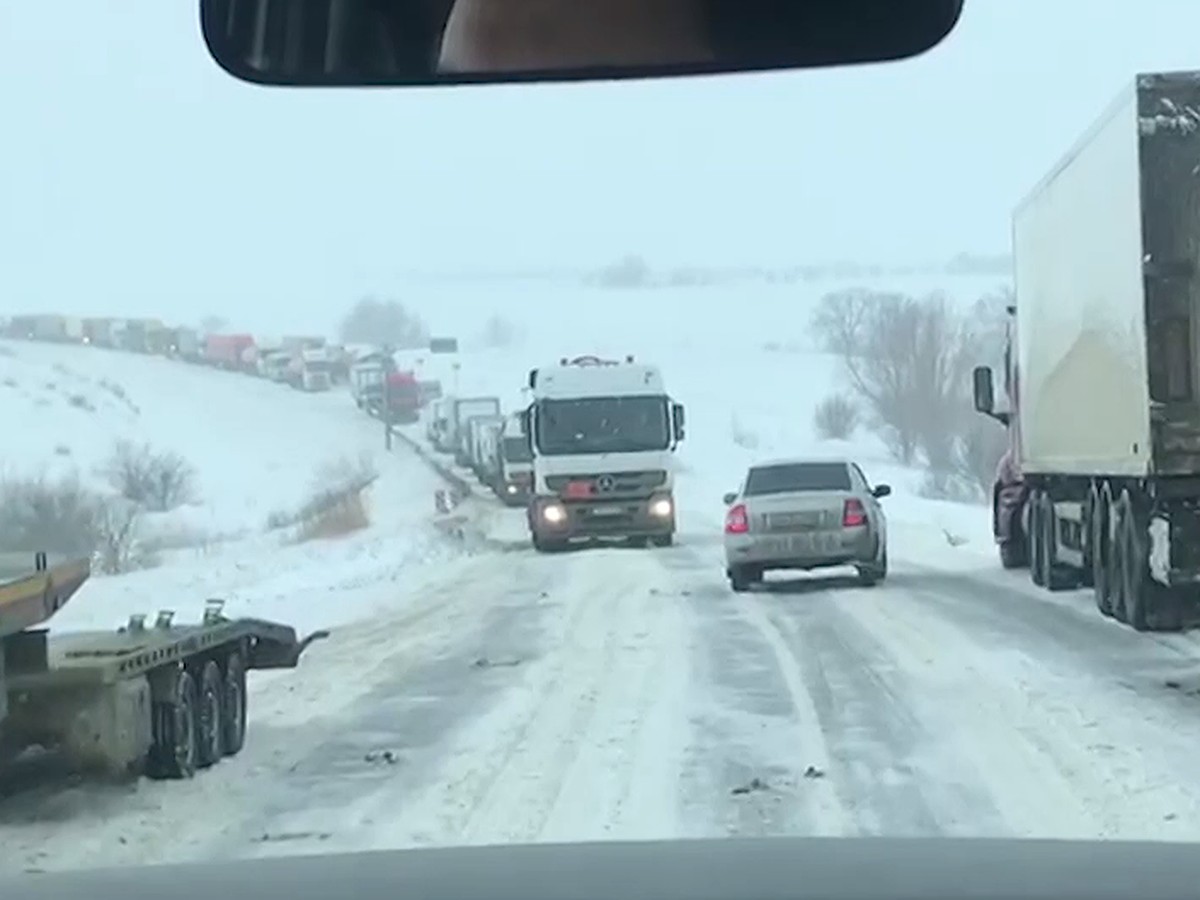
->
xmin=722 ymin=458 xmax=890 ymax=592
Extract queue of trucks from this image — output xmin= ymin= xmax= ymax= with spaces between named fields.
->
xmin=2 ymin=316 xmax=345 ymax=394
xmin=975 ymin=70 xmax=1200 ymax=634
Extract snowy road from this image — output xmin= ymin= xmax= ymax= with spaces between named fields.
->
xmin=9 ymin=504 xmax=1200 ymax=873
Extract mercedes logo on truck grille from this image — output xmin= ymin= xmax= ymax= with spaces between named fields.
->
xmin=597 ymin=475 xmax=616 ymax=493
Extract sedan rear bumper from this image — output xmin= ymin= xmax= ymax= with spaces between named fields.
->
xmin=725 ymin=526 xmax=877 ymax=571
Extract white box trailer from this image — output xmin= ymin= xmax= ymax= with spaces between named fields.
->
xmin=974 ymin=70 xmax=1200 ymax=632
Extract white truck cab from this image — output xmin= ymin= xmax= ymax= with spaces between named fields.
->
xmin=299 ymin=347 xmax=333 ymax=391
xmin=522 ymin=355 xmax=685 ymax=551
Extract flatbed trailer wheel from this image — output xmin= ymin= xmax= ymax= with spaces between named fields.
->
xmin=222 ymin=652 xmax=248 ymax=757
xmin=148 ymin=668 xmax=199 ymax=780
xmin=196 ymin=660 xmax=224 ymax=768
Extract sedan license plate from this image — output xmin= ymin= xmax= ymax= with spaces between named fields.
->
xmin=591 ymin=505 xmax=624 ymax=517
xmin=766 ymin=534 xmax=818 ymax=555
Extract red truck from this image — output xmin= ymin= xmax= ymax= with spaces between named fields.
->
xmin=204 ymin=333 xmax=256 ymax=371
xmin=385 ymin=370 xmax=422 ymax=424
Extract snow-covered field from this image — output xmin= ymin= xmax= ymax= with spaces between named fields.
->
xmin=7 ymin=279 xmax=1200 ymax=876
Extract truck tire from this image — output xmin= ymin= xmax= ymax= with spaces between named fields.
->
xmin=1090 ymin=490 xmax=1115 ymax=618
xmin=148 ymin=668 xmax=199 ymax=780
xmin=1038 ymin=491 xmax=1077 ymax=591
xmin=1029 ymin=491 xmax=1046 ymax=587
xmin=222 ymin=652 xmax=248 ymax=756
xmin=998 ymin=540 xmax=1026 ymax=569
xmin=1119 ymin=498 xmax=1185 ymax=632
xmin=195 ymin=660 xmax=224 ymax=769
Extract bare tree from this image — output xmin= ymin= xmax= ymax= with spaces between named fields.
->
xmin=339 ymin=297 xmax=429 ymax=348
xmin=811 ymin=289 xmax=981 ymax=467
xmin=102 ymin=440 xmax=198 ymax=512
xmin=479 ymin=313 xmax=520 ymax=349
xmin=200 ymin=315 xmax=227 ymax=335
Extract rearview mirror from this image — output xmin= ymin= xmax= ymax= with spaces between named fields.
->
xmin=871 ymin=484 xmax=891 ymax=499
xmin=972 ymin=366 xmax=995 ymax=415
xmin=201 ymin=0 xmax=964 ymax=87
xmin=722 ymin=492 xmax=737 ymax=505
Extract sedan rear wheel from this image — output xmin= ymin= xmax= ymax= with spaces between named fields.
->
xmin=856 ymin=549 xmax=888 ymax=586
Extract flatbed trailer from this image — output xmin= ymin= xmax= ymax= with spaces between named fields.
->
xmin=0 ymin=553 xmax=324 ymax=781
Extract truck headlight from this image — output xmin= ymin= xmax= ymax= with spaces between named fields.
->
xmin=505 ymin=483 xmax=518 ymax=494
xmin=650 ymin=497 xmax=673 ymax=517
xmin=542 ymin=503 xmax=566 ymax=524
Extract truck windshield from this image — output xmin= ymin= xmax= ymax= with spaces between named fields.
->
xmin=744 ymin=462 xmax=851 ymax=496
xmin=503 ymin=437 xmax=532 ymax=462
xmin=535 ymin=396 xmax=670 ymax=455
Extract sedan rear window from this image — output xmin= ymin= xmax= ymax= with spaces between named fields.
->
xmin=744 ymin=462 xmax=851 ymax=496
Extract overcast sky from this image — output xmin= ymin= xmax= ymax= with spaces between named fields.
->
xmin=4 ymin=1 xmax=1200 ymax=332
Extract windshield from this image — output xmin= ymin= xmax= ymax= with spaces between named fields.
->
xmin=10 ymin=0 xmax=1200 ymax=881
xmin=502 ymin=436 xmax=532 ymax=462
xmin=744 ymin=462 xmax=851 ymax=496
xmin=535 ymin=396 xmax=669 ymax=455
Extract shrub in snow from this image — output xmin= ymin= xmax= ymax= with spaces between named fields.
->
xmin=102 ymin=440 xmax=198 ymax=513
xmin=0 ymin=474 xmax=101 ymax=558
xmin=0 ymin=474 xmax=154 ymax=573
xmin=268 ymin=454 xmax=379 ymax=542
xmin=93 ymin=497 xmax=157 ymax=575
xmin=813 ymin=394 xmax=860 ymax=441
xmin=730 ymin=414 xmax=759 ymax=451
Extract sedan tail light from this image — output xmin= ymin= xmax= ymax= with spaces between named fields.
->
xmin=725 ymin=503 xmax=749 ymax=534
xmin=842 ymin=498 xmax=866 ymax=527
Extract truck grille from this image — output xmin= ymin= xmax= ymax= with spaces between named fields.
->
xmin=545 ymin=470 xmax=667 ymax=498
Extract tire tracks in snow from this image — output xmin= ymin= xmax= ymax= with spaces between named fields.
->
xmin=350 ymin=545 xmax=692 ymax=849
xmin=656 ymin=544 xmax=853 ymax=839
xmin=833 ymin=566 xmax=1200 ymax=840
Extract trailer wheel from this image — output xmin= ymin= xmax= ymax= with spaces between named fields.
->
xmin=1120 ymin=500 xmax=1184 ymax=632
xmin=196 ymin=660 xmax=224 ymax=769
xmin=222 ymin=652 xmax=248 ymax=757
xmin=1090 ymin=488 xmax=1114 ymax=617
xmin=1105 ymin=493 xmax=1129 ymax=623
xmin=1029 ymin=491 xmax=1046 ymax=587
xmin=148 ymin=668 xmax=199 ymax=780
xmin=651 ymin=534 xmax=674 ymax=547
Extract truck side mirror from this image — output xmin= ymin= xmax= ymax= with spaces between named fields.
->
xmin=672 ymin=403 xmax=686 ymax=442
xmin=972 ymin=366 xmax=995 ymax=415
xmin=519 ymin=408 xmax=532 ymax=439
xmin=527 ymin=369 xmax=538 ymax=390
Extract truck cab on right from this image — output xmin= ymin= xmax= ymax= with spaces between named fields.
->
xmin=522 ymin=355 xmax=685 ymax=552
xmin=973 ymin=71 xmax=1200 ymax=632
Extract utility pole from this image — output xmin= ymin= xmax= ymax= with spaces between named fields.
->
xmin=382 ymin=345 xmax=394 ymax=451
